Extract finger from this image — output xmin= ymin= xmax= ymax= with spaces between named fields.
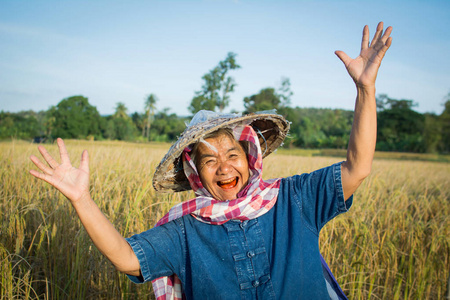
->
xmin=380 ymin=26 xmax=393 ymax=43
xmin=38 ymin=145 xmax=59 ymax=169
xmin=372 ymin=23 xmax=391 ymax=52
xmin=361 ymin=25 xmax=369 ymax=51
xmin=57 ymin=138 xmax=71 ymax=165
xmin=79 ymin=150 xmax=90 ymax=173
xmin=370 ymin=22 xmax=384 ymax=47
xmin=29 ymin=169 xmax=53 ymax=185
xmin=386 ymin=36 xmax=393 ymax=48
xmin=376 ymin=37 xmax=393 ymax=62
xmin=335 ymin=50 xmax=352 ymax=67
xmin=30 ymin=155 xmax=54 ymax=175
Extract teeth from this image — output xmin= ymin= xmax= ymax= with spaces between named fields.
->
xmin=219 ymin=178 xmax=236 ymax=184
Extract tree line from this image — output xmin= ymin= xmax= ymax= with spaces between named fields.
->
xmin=1 ymin=52 xmax=449 ymax=153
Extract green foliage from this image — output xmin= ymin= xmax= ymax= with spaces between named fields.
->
xmin=189 ymin=94 xmax=216 ymax=114
xmin=277 ymin=77 xmax=293 ymax=107
xmin=51 ymin=96 xmax=102 ymax=139
xmin=104 ymin=118 xmax=117 ymax=140
xmin=423 ymin=113 xmax=441 ymax=153
xmin=279 ymin=106 xmax=353 ymax=149
xmin=374 ymin=94 xmax=450 ymax=153
xmin=243 ymin=78 xmax=293 ymax=113
xmin=376 ymin=95 xmax=426 ymax=152
xmin=113 ymin=102 xmax=129 ymax=120
xmin=43 ymin=106 xmax=56 ymax=139
xmin=0 ymin=110 xmax=45 ymax=140
xmin=148 ymin=108 xmax=188 ymax=142
xmin=1 ymin=89 xmax=448 ymax=155
xmin=143 ymin=94 xmax=158 ymax=140
xmin=439 ymin=98 xmax=450 ymax=153
xmin=104 ymin=102 xmax=138 ymax=141
xmin=189 ymin=52 xmax=240 ymax=114
xmin=377 ymin=94 xmax=418 ymax=111
xmin=109 ymin=118 xmax=137 ymax=141
xmin=131 ymin=112 xmax=145 ymax=136
xmin=244 ymin=88 xmax=281 ymax=113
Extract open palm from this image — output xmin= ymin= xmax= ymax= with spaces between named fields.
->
xmin=335 ymin=22 xmax=393 ymax=88
xmin=30 ymin=138 xmax=90 ymax=203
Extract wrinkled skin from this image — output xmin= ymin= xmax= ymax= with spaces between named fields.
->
xmin=195 ymin=134 xmax=250 ymax=201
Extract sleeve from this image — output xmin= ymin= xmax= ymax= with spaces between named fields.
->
xmin=290 ymin=162 xmax=353 ymax=233
xmin=125 ymin=218 xmax=185 ymax=284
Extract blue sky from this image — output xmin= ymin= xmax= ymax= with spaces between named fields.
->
xmin=1 ymin=0 xmax=449 ymax=117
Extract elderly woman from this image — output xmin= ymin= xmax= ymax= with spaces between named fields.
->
xmin=30 ymin=22 xmax=392 ymax=299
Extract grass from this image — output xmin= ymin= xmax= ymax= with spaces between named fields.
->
xmin=276 ymin=147 xmax=450 ymax=163
xmin=1 ymin=140 xmax=449 ymax=299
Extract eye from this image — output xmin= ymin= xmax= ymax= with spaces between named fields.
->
xmin=202 ymin=159 xmax=216 ymax=166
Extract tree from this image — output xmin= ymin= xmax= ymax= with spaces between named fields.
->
xmin=423 ymin=113 xmax=441 ymax=153
xmin=0 ymin=110 xmax=44 ymax=140
xmin=143 ymin=94 xmax=158 ymax=140
xmin=43 ymin=106 xmax=56 ymax=139
xmin=110 ymin=102 xmax=137 ymax=141
xmin=189 ymin=94 xmax=216 ymax=114
xmin=189 ymin=52 xmax=240 ymax=114
xmin=104 ymin=119 xmax=116 ymax=140
xmin=243 ymin=88 xmax=281 ymax=113
xmin=113 ymin=102 xmax=129 ymax=119
xmin=376 ymin=95 xmax=425 ymax=152
xmin=277 ymin=77 xmax=293 ymax=107
xmin=149 ymin=108 xmax=188 ymax=142
xmin=52 ymin=96 xmax=102 ymax=139
xmin=377 ymin=94 xmax=418 ymax=111
xmin=243 ymin=77 xmax=293 ymax=114
xmin=439 ymin=97 xmax=450 ymax=153
xmin=131 ymin=112 xmax=145 ymax=136
xmin=279 ymin=107 xmax=352 ymax=149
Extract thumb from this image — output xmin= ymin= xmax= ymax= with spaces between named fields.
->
xmin=335 ymin=50 xmax=352 ymax=67
xmin=79 ymin=150 xmax=90 ymax=173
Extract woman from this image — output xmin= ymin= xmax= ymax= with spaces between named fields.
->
xmin=30 ymin=22 xmax=392 ymax=299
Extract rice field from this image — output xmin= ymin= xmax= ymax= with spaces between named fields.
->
xmin=1 ymin=140 xmax=449 ymax=299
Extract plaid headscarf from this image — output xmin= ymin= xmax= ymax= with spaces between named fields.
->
xmin=151 ymin=125 xmax=281 ymax=300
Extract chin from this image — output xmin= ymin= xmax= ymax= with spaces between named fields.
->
xmin=217 ymin=190 xmax=240 ymax=201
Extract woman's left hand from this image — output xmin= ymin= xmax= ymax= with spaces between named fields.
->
xmin=335 ymin=22 xmax=392 ymax=89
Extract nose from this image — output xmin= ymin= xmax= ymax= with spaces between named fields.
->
xmin=216 ymin=160 xmax=232 ymax=175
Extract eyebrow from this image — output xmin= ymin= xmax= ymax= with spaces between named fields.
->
xmin=198 ymin=146 xmax=241 ymax=161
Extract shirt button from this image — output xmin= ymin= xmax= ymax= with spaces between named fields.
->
xmin=247 ymin=251 xmax=255 ymax=258
xmin=252 ymin=280 xmax=259 ymax=287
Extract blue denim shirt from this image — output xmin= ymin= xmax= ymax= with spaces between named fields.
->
xmin=126 ymin=162 xmax=353 ymax=299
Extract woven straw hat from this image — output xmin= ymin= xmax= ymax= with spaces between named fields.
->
xmin=153 ymin=110 xmax=290 ymax=192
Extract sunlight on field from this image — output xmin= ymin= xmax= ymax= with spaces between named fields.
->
xmin=1 ymin=140 xmax=449 ymax=299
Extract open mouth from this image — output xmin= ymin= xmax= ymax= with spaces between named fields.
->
xmin=217 ymin=177 xmax=238 ymax=189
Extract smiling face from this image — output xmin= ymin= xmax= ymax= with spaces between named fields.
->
xmin=194 ymin=133 xmax=250 ymax=201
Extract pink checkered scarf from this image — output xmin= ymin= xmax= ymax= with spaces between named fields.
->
xmin=151 ymin=125 xmax=281 ymax=300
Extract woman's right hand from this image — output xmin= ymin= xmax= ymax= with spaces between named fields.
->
xmin=30 ymin=138 xmax=140 ymax=275
xmin=30 ymin=138 xmax=91 ymax=204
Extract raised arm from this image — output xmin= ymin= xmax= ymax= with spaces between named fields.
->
xmin=335 ymin=22 xmax=392 ymax=200
xmin=29 ymin=138 xmax=140 ymax=276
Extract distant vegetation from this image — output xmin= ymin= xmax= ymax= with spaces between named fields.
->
xmin=1 ymin=52 xmax=449 ymax=153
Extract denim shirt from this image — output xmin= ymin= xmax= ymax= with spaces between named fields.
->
xmin=126 ymin=162 xmax=353 ymax=299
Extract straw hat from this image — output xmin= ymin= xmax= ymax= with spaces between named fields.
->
xmin=153 ymin=110 xmax=290 ymax=192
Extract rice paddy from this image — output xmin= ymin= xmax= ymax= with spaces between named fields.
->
xmin=1 ymin=140 xmax=449 ymax=299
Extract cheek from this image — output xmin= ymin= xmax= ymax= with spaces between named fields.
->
xmin=243 ymin=168 xmax=250 ymax=182
xmin=198 ymin=167 xmax=215 ymax=185
xmin=236 ymin=159 xmax=250 ymax=178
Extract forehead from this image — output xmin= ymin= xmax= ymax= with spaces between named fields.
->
xmin=197 ymin=133 xmax=241 ymax=155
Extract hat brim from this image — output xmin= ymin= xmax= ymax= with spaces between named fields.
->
xmin=152 ymin=112 xmax=290 ymax=192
